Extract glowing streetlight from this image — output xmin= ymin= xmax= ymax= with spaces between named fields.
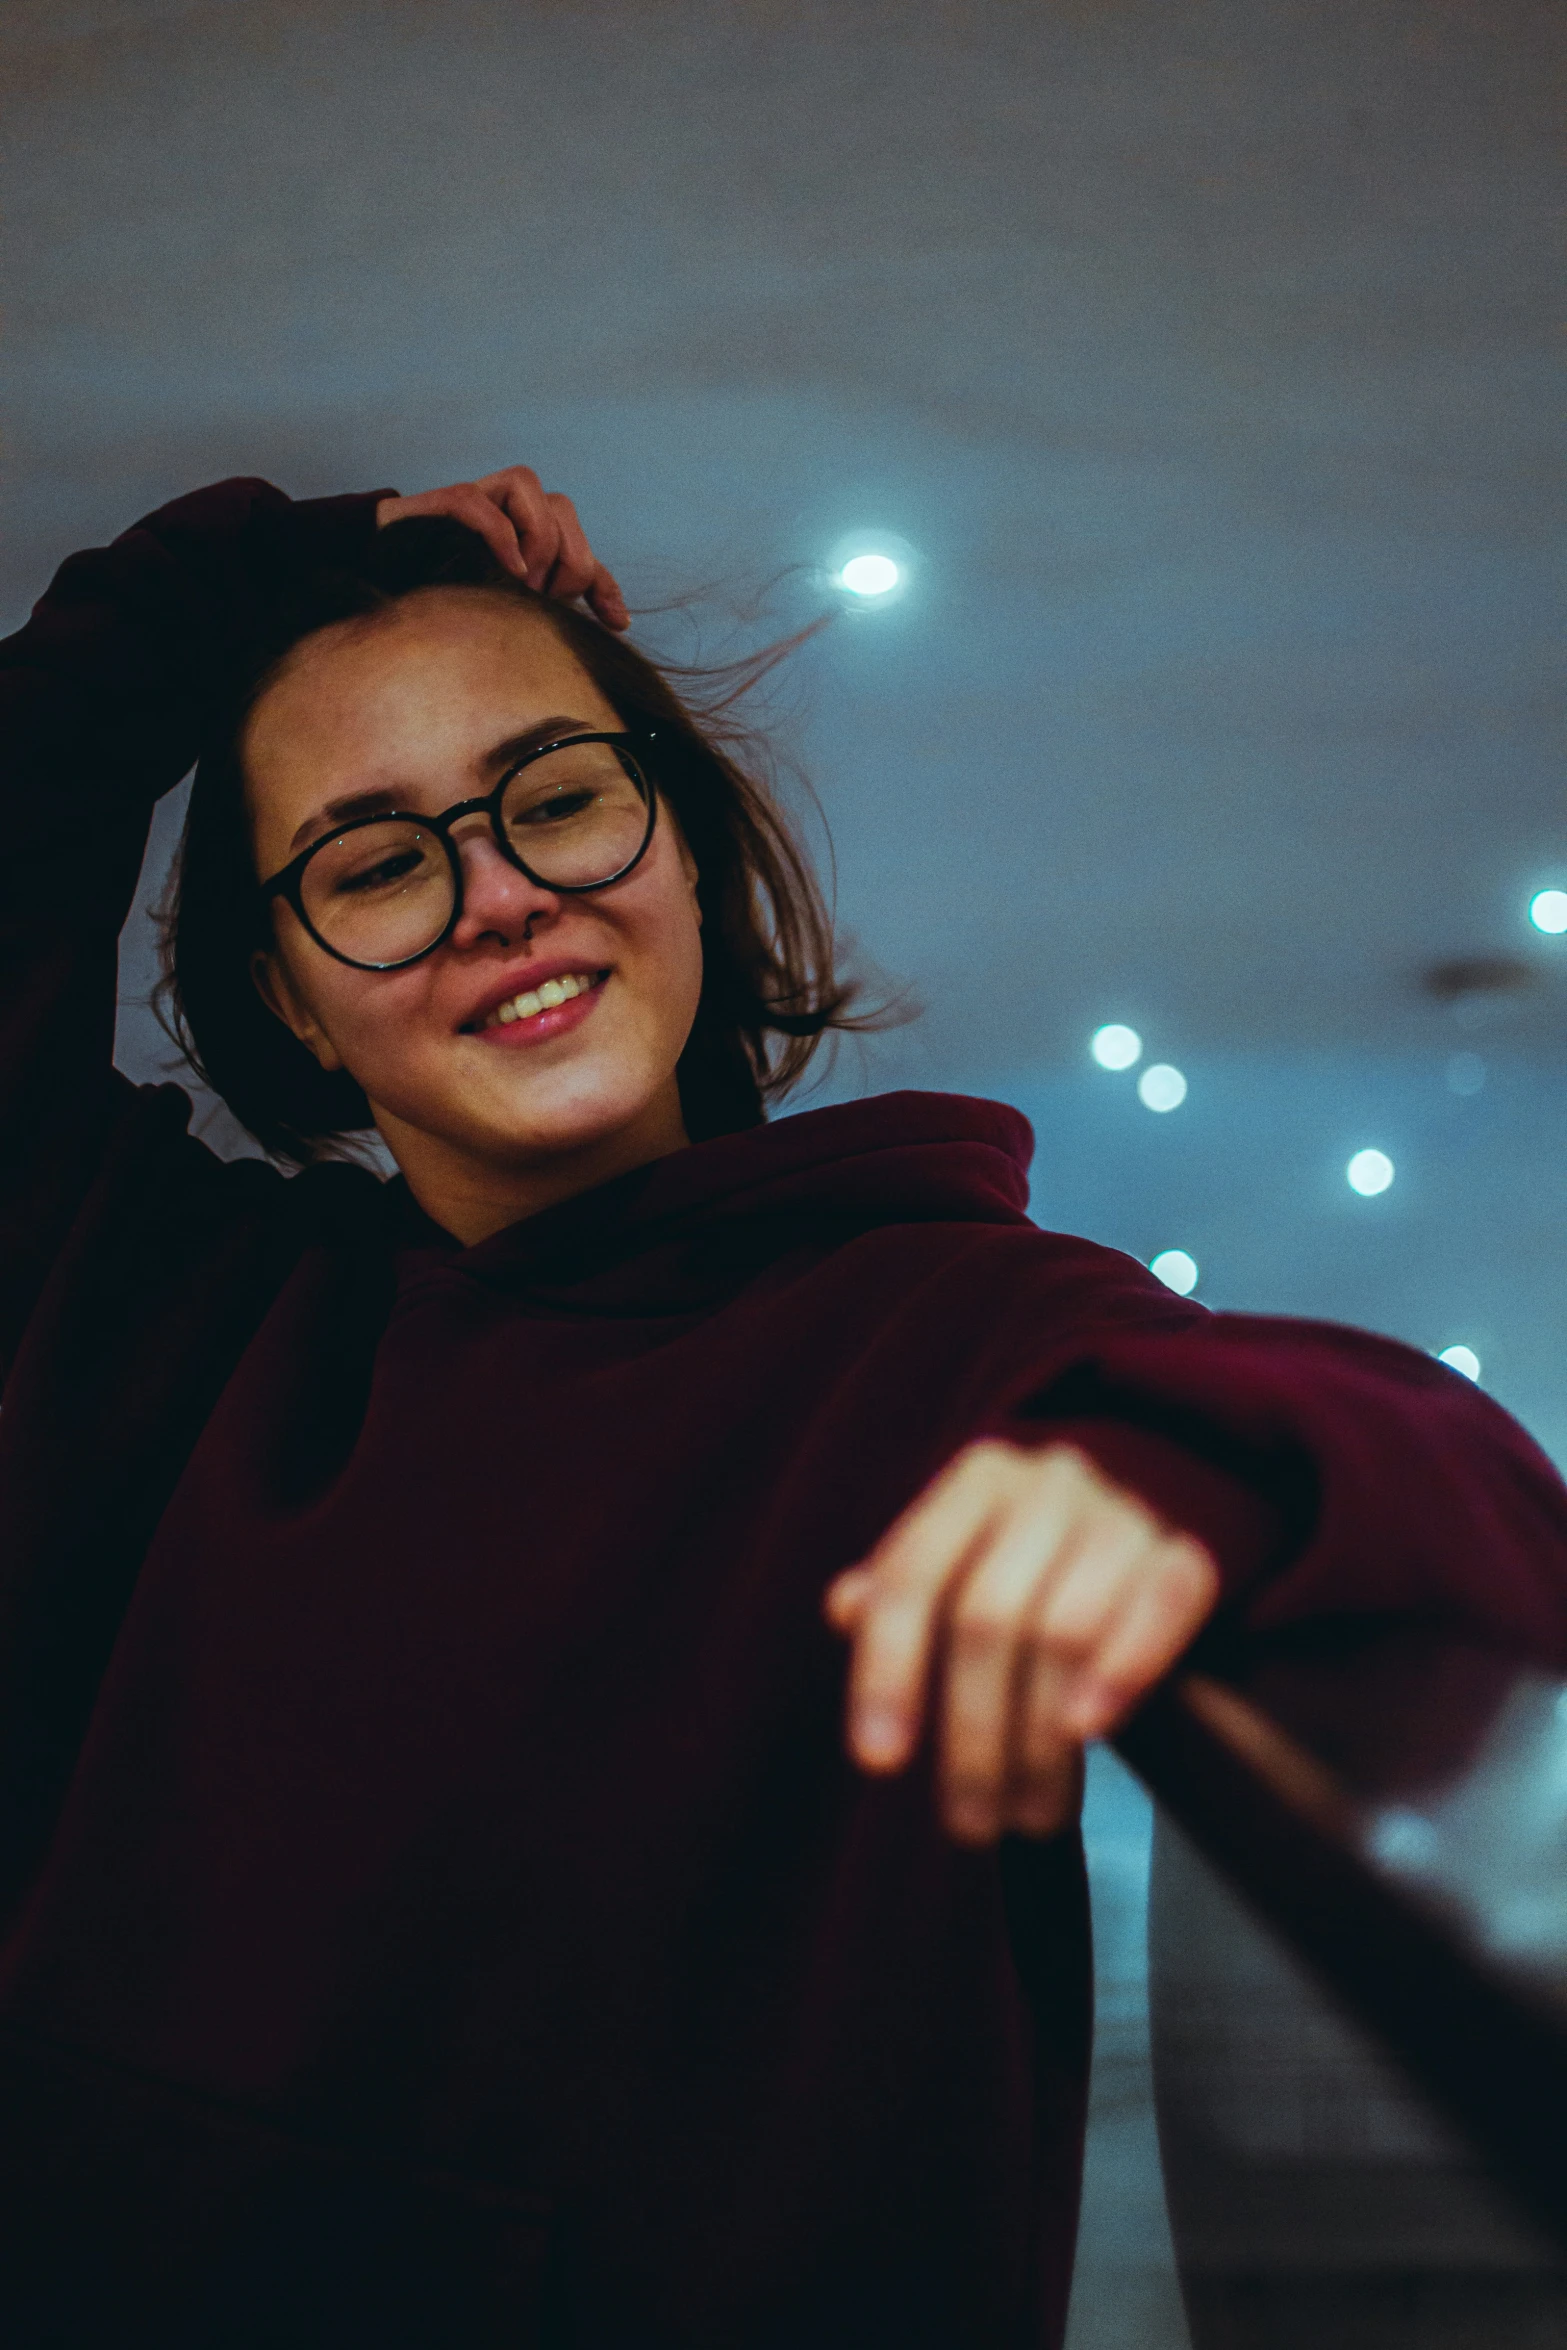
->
xmin=838 ymin=553 xmax=901 ymax=597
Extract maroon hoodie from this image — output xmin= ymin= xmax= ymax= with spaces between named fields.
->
xmin=3 ymin=481 xmax=1567 ymax=2349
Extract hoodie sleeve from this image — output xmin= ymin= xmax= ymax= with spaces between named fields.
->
xmin=893 ymin=1213 xmax=1567 ymax=1670
xmin=1004 ymin=1302 xmax=1567 ymax=1671
xmin=0 ymin=478 xmax=393 ymax=1371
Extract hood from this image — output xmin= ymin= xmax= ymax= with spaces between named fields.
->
xmin=391 ymin=1092 xmax=1035 ymax=1307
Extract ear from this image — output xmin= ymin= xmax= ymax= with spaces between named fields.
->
xmin=250 ymin=949 xmax=345 ymax=1074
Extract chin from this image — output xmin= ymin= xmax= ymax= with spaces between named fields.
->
xmin=473 ymin=1063 xmax=674 ymax=1162
xmin=362 ymin=1022 xmax=688 ymax=1173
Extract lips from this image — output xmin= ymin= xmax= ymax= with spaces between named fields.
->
xmin=458 ymin=961 xmax=611 ymax=1034
xmin=481 ymin=970 xmax=603 ymax=1029
xmin=461 ymin=968 xmax=611 ymax=1054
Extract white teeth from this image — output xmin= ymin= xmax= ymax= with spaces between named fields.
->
xmin=481 ymin=973 xmax=599 ymax=1029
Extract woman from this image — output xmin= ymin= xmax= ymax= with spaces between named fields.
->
xmin=0 ymin=463 xmax=1564 ymax=2349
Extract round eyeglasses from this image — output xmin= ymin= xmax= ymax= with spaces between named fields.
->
xmin=257 ymin=730 xmax=660 ymax=972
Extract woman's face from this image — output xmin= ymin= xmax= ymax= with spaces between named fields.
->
xmin=245 ymin=590 xmax=704 ymax=1235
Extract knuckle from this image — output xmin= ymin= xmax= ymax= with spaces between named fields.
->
xmin=1015 ymin=1706 xmax=1062 ymax=1764
xmin=924 ymin=1455 xmax=973 ymax=1501
xmin=1037 ymin=1439 xmax=1090 ymax=1475
xmin=1042 ymin=1443 xmax=1114 ymax=1501
xmin=1025 ymin=1447 xmax=1093 ymax=1504
xmin=1015 ymin=1764 xmax=1068 ymax=1806
xmin=950 ymin=1605 xmax=1012 ymax=1658
xmin=861 ymin=1553 xmax=912 ymax=1603
xmin=1025 ymin=1596 xmax=1095 ymax=1656
xmin=966 ymin=1438 xmax=1023 ymax=1479
xmin=1029 ymin=1625 xmax=1092 ymax=1673
xmin=1158 ymin=1537 xmax=1217 ymax=1596
xmin=860 ymin=1590 xmax=924 ymax=1646
xmin=1013 ymin=1790 xmax=1071 ymax=1835
xmin=1087 ymin=1652 xmax=1140 ymax=1697
xmin=946 ymin=1443 xmax=1020 ymax=1501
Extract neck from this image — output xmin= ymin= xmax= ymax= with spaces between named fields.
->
xmin=377 ymin=1092 xmax=691 ymax=1246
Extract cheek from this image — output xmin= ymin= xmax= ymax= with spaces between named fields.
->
xmin=306 ymin=966 xmax=434 ymax=1072
xmin=602 ymin=824 xmax=702 ymax=1001
xmin=643 ymin=877 xmax=706 ymax=1029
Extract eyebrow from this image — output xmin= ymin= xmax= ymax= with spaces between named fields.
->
xmin=285 ymin=715 xmax=600 ymax=854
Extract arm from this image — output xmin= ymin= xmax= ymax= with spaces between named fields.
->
xmin=0 ymin=478 xmax=392 ymax=1368
xmin=827 ymin=1280 xmax=1567 ymax=1843
xmin=1014 ymin=1308 xmax=1567 ymax=1653
xmin=0 ymin=463 xmax=629 ymax=1373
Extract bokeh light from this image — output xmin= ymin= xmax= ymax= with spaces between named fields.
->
xmin=839 ymin=553 xmax=900 ymax=597
xmin=1347 ymin=1148 xmax=1394 ymax=1196
xmin=1137 ymin=1064 xmax=1187 ymax=1112
xmin=1150 ymin=1249 xmax=1199 ymax=1295
xmin=1437 ymin=1344 xmax=1481 ymax=1381
xmin=1530 ymin=890 xmax=1567 ymax=934
xmin=1090 ymin=1023 xmax=1142 ymax=1071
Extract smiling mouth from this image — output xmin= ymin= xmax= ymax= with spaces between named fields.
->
xmin=469 ymin=970 xmax=609 ymax=1032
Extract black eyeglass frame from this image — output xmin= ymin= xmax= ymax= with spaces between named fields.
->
xmin=257 ymin=728 xmax=661 ymax=972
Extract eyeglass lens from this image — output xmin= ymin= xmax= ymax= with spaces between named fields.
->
xmin=297 ymin=741 xmax=651 ymax=967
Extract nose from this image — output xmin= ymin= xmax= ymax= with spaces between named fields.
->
xmin=446 ymin=818 xmax=562 ymax=950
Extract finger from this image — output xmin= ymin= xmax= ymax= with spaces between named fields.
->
xmin=1011 ymin=1527 xmax=1153 ymax=1784
xmin=1059 ymin=1536 xmax=1219 ymax=1739
xmin=434 ymin=486 xmax=529 ymax=578
xmin=485 ymin=467 xmax=563 ymax=591
xmin=451 ymin=486 xmax=532 ymax=579
xmin=586 ymin=560 xmax=631 ymax=632
xmin=1003 ymin=1744 xmax=1086 ymax=1840
xmin=540 ymin=494 xmax=630 ymax=630
xmin=938 ymin=1500 xmax=1080 ymax=1842
xmin=1028 ymin=1519 xmax=1156 ymax=1671
xmin=846 ymin=1445 xmax=1018 ymax=1773
xmin=541 ymin=493 xmax=598 ymax=601
xmin=937 ymin=1467 xmax=1155 ymax=1839
xmin=377 ymin=486 xmax=528 ymax=578
xmin=823 ymin=1566 xmax=873 ymax=1629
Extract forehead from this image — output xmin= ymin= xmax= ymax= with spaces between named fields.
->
xmin=244 ymin=590 xmax=623 ymax=801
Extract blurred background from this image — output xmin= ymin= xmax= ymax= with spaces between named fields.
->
xmin=2 ymin=4 xmax=1559 ymax=2343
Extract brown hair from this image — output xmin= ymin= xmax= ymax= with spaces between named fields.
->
xmin=164 ymin=515 xmax=873 ymax=1163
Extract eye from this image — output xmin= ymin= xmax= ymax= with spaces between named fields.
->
xmin=511 ymin=789 xmax=598 ymax=828
xmin=331 ymin=846 xmax=429 ymax=894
